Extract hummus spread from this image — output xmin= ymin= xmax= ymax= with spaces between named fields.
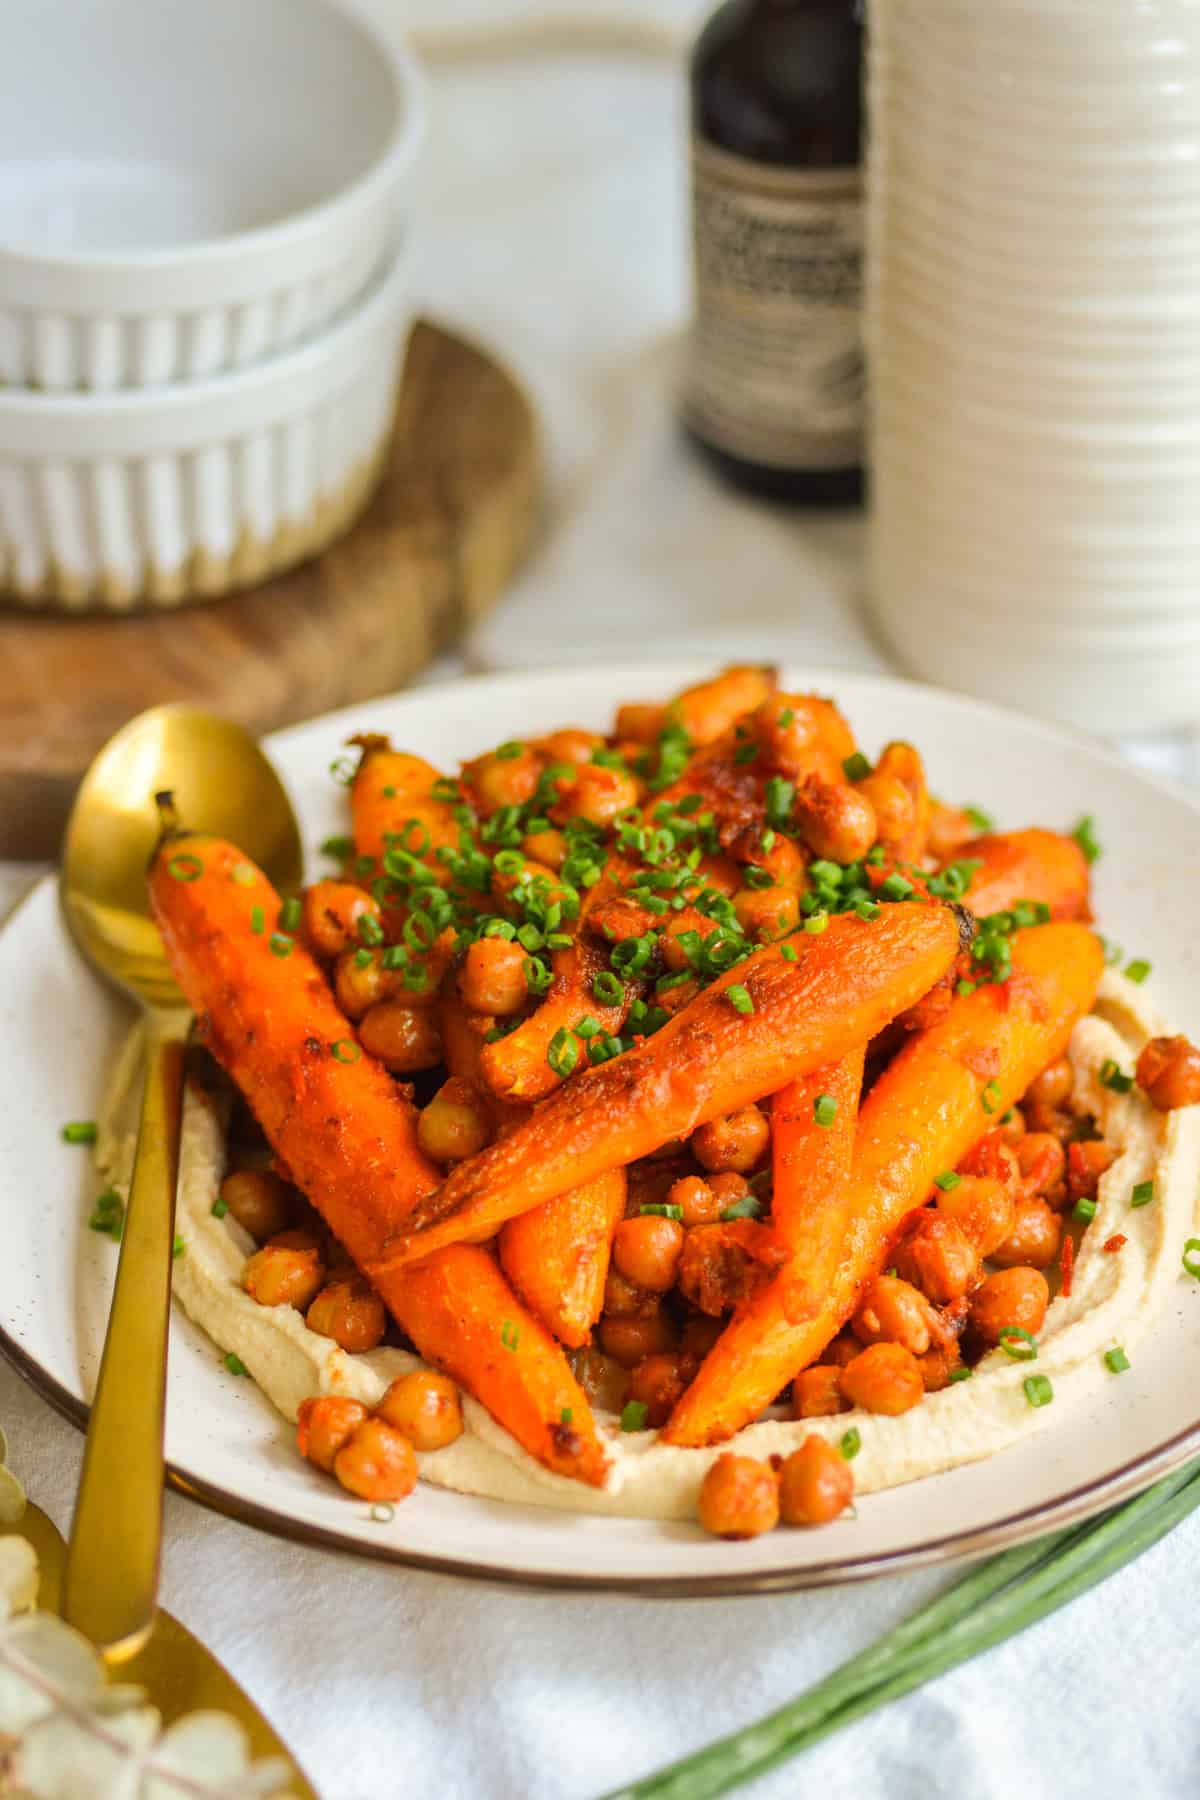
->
xmin=95 ymin=973 xmax=1200 ymax=1520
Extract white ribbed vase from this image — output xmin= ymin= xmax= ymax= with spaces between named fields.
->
xmin=866 ymin=0 xmax=1200 ymax=734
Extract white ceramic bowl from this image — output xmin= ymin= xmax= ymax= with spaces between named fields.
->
xmin=0 ymin=0 xmax=424 ymax=390
xmin=0 ymin=252 xmax=411 ymax=611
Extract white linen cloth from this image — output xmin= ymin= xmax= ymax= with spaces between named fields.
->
xmin=2 ymin=5 xmax=1199 ymax=1796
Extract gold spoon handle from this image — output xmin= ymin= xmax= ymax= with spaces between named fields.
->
xmin=63 ymin=1028 xmax=185 ymax=1662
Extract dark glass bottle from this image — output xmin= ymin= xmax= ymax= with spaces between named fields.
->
xmin=682 ymin=0 xmax=865 ymax=504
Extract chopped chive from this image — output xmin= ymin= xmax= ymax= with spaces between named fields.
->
xmin=269 ymin=933 xmax=293 ymax=959
xmin=1104 ymin=1347 xmax=1131 ymax=1374
xmin=320 ymin=835 xmax=354 ymax=861
xmin=803 ymin=912 xmax=829 ymax=936
xmin=357 ymin=912 xmax=385 ymax=946
xmin=780 ymin=943 xmax=799 ymax=962
xmin=370 ymin=1503 xmax=395 ymax=1523
xmin=500 ymin=1320 xmax=520 ymax=1352
xmin=1124 ymin=959 xmax=1152 ymax=984
xmin=999 ymin=1327 xmax=1038 ymax=1362
xmin=1023 ymin=1373 xmax=1054 ymax=1408
xmin=855 ymin=898 xmax=882 ymax=921
xmin=934 ymin=1170 xmax=961 ymax=1192
xmin=840 ymin=1427 xmax=862 ymax=1460
xmin=980 ymin=1079 xmax=1002 ymax=1115
xmin=494 ymin=740 xmax=524 ymax=760
xmin=1073 ymin=1197 xmax=1097 ymax=1223
xmin=560 ymin=1407 xmax=573 ymax=1426
xmin=593 ymin=970 xmax=625 ymax=1007
xmin=250 ymin=906 xmax=265 ymax=935
xmin=61 ymin=1121 xmax=97 ymax=1145
xmin=1130 ymin=1179 xmax=1155 ymax=1209
xmin=640 ymin=1203 xmax=684 ymax=1221
xmin=879 ymin=873 xmax=915 ymax=902
xmin=547 ymin=1028 xmax=580 ymax=1078
xmin=725 ymin=984 xmax=754 ymax=1015
xmin=947 ymin=1366 xmax=973 ymax=1383
xmin=956 ymin=980 xmax=976 ymax=997
xmin=777 ymin=707 xmax=795 ymax=729
xmin=167 ymin=853 xmax=203 ymax=883
xmin=720 ymin=1194 xmax=763 ymax=1221
xmin=965 ymin=804 xmax=994 ymax=832
xmin=331 ymin=1039 xmax=362 ymax=1064
xmin=279 ymin=896 xmax=302 ymax=932
xmin=621 ymin=1400 xmax=649 ymax=1432
xmin=211 ymin=1197 xmax=229 ymax=1219
xmin=842 ymin=753 xmax=872 ymax=782
xmin=172 ymin=1235 xmax=185 ymax=1259
xmin=223 ymin=1353 xmax=247 ymax=1376
xmin=1072 ymin=815 xmax=1102 ymax=864
xmin=1099 ymin=1059 xmax=1133 ymax=1094
xmin=813 ymin=1094 xmax=838 ymax=1128
xmin=1184 ymin=1239 xmax=1200 ymax=1279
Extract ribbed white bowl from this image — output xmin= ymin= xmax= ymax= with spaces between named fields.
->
xmin=0 ymin=0 xmax=424 ymax=391
xmin=0 ymin=253 xmax=411 ymax=611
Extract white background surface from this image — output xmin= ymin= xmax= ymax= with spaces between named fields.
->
xmin=2 ymin=4 xmax=1199 ymax=1797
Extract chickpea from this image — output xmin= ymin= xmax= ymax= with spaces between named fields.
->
xmin=219 ymin=1169 xmax=294 ymax=1242
xmin=1067 ymin=1139 xmax=1118 ymax=1204
xmin=893 ymin=1211 xmax=978 ymax=1304
xmin=708 ymin=1172 xmax=752 ymax=1211
xmin=935 ymin=1174 xmax=1016 ymax=1260
xmin=697 ymin=1453 xmax=780 ymax=1540
xmin=627 ymin=1352 xmax=696 ymax=1428
xmin=751 ymin=694 xmax=856 ymax=780
xmin=612 ymin=1215 xmax=685 ymax=1292
xmin=521 ymin=827 xmax=567 ymax=870
xmin=733 ymin=885 xmax=800 ymax=943
xmin=603 ymin=1267 xmax=652 ymax=1317
xmin=296 ymin=1396 xmax=369 ymax=1474
xmin=659 ymin=908 xmax=718 ymax=972
xmin=468 ymin=745 xmax=541 ymax=816
xmin=333 ymin=1417 xmax=418 ymax=1503
xmin=417 ymin=1077 xmax=492 ymax=1165
xmin=991 ymin=1197 xmax=1062 ymax=1271
xmin=917 ymin=1343 xmax=963 ymax=1392
xmin=458 ymin=937 xmax=530 ymax=1017
xmin=927 ymin=799 xmax=977 ymax=862
xmin=334 ymin=949 xmax=392 ymax=1021
xmin=792 ymin=774 xmax=877 ymax=865
xmin=538 ymin=728 xmax=604 ymax=766
xmin=242 ymin=1231 xmax=326 ymax=1310
xmin=358 ymin=1002 xmax=442 ymax=1073
xmin=1017 ymin=1132 xmax=1067 ymax=1199
xmin=750 ymin=833 xmax=806 ymax=890
xmin=851 ymin=1275 xmax=939 ymax=1356
xmin=1137 ymin=1034 xmax=1200 ymax=1111
xmin=570 ymin=1346 xmax=630 ymax=1413
xmin=691 ymin=1106 xmax=770 ymax=1175
xmin=792 ymin=1366 xmax=851 ymax=1419
xmin=614 ymin=702 xmax=664 ymax=745
xmin=778 ymin=1435 xmax=855 ymax=1527
xmin=552 ymin=764 xmax=641 ymax=829
xmin=305 ymin=1278 xmax=387 ymax=1353
xmin=668 ymin=1175 xmax=724 ymax=1228
xmin=376 ymin=1371 xmax=464 ymax=1452
xmin=301 ymin=881 xmax=382 ymax=962
xmin=681 ymin=1313 xmax=725 ymax=1359
xmin=970 ymin=1266 xmax=1049 ymax=1346
xmin=599 ymin=1309 xmax=678 ymax=1366
xmin=839 ymin=1342 xmax=925 ymax=1416
xmin=854 ymin=772 xmax=915 ymax=855
xmin=1025 ymin=1056 xmax=1073 ymax=1115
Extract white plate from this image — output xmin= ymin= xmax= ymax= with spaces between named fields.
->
xmin=3 ymin=663 xmax=1200 ymax=1595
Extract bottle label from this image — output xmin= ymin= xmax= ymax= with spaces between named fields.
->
xmin=683 ymin=136 xmax=863 ymax=471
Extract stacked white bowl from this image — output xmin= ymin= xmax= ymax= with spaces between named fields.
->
xmin=866 ymin=0 xmax=1200 ymax=734
xmin=0 ymin=0 xmax=424 ymax=610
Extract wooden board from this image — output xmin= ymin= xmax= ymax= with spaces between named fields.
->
xmin=0 ymin=320 xmax=539 ymax=858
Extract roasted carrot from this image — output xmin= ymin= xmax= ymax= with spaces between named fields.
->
xmin=615 ymin=665 xmax=777 ymax=749
xmin=958 ymin=828 xmax=1091 ymax=922
xmin=351 ymin=745 xmax=461 ymax=876
xmin=499 ymin=1170 xmax=626 ymax=1349
xmin=661 ymin=1051 xmax=864 ymax=1444
xmin=478 ymin=935 xmax=628 ymax=1102
xmin=368 ymin=902 xmax=963 ymax=1272
xmin=664 ymin=922 xmax=1103 ymax=1445
xmin=386 ymin=1245 xmax=609 ymax=1485
xmin=150 ymin=836 xmax=609 ymax=1486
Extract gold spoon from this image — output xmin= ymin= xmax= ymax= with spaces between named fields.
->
xmin=59 ymin=705 xmax=312 ymax=1789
